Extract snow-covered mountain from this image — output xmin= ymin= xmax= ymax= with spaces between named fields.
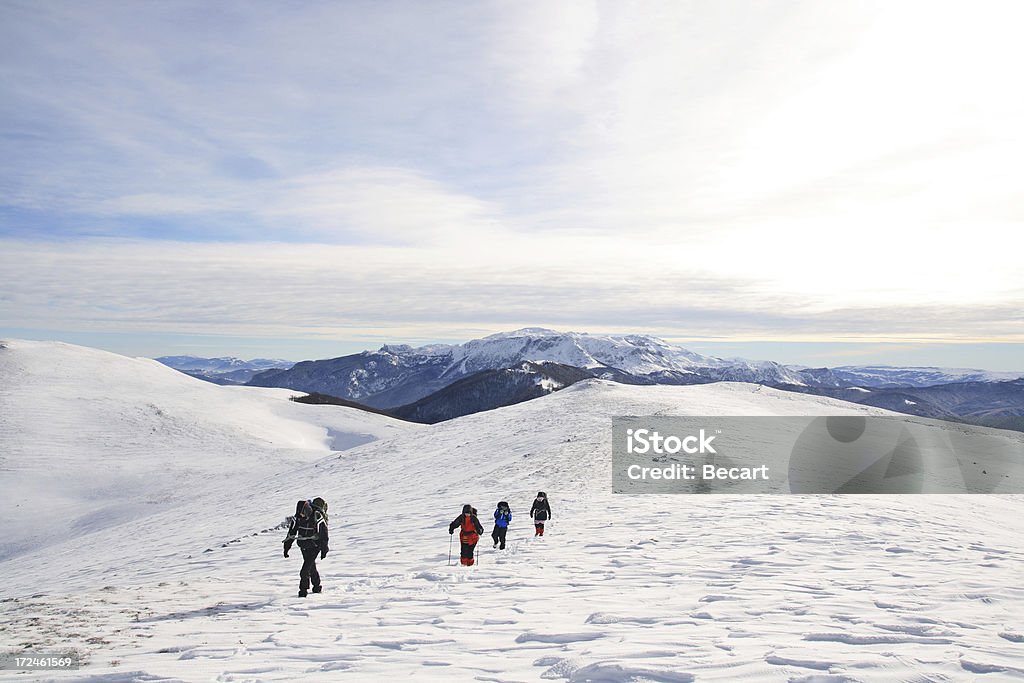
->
xmin=248 ymin=328 xmax=807 ymax=407
xmin=249 ymin=344 xmax=455 ymax=407
xmin=0 ymin=340 xmax=415 ymax=562
xmin=450 ymin=328 xmax=716 ymax=376
xmin=157 ymin=355 xmax=294 ymax=384
xmin=2 ymin=341 xmax=1022 ymax=681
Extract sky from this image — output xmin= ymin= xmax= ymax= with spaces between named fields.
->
xmin=1 ymin=0 xmax=1022 ymax=369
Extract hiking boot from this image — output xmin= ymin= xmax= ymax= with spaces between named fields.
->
xmin=298 ymin=590 xmax=307 ymax=598
xmin=312 ymin=585 xmax=322 ymax=594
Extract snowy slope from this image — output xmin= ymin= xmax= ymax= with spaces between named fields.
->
xmin=0 ymin=339 xmax=417 ymax=562
xmin=2 ymin=361 xmax=1023 ymax=681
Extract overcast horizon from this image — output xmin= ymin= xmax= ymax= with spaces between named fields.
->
xmin=2 ymin=1 xmax=1022 ymax=369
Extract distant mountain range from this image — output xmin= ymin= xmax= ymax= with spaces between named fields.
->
xmin=246 ymin=328 xmax=811 ymax=407
xmin=806 ymin=365 xmax=1022 ymax=388
xmin=777 ymin=378 xmax=1024 ymax=432
xmin=157 ymin=329 xmax=1023 ymax=428
xmin=155 ymin=356 xmax=292 ymax=384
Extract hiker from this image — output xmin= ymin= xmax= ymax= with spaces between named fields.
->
xmin=530 ymin=491 xmax=551 ymax=536
xmin=283 ymin=497 xmax=329 ymax=597
xmin=449 ymin=504 xmax=484 ymax=566
xmin=492 ymin=501 xmax=512 ymax=549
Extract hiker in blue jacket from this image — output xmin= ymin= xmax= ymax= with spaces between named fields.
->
xmin=491 ymin=501 xmax=512 ymax=550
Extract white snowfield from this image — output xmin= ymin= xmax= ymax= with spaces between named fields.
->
xmin=1 ymin=341 xmax=1023 ymax=682
xmin=0 ymin=340 xmax=418 ymax=562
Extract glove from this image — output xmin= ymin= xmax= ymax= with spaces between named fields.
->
xmin=321 ymin=548 xmax=329 ymax=560
xmin=283 ymin=540 xmax=292 ymax=558
xmin=283 ymin=548 xmax=289 ymax=558
xmin=449 ymin=529 xmax=454 ymax=535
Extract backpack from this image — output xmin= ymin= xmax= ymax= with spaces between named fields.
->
xmin=311 ymin=497 xmax=329 ymax=524
xmin=532 ymin=497 xmax=549 ymax=521
xmin=460 ymin=514 xmax=479 ymax=540
xmin=291 ymin=498 xmax=329 ymax=541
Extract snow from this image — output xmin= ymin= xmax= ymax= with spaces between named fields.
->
xmin=535 ymin=375 xmax=564 ymax=393
xmin=387 ymin=328 xmax=725 ymax=377
xmin=2 ymin=341 xmax=1024 ymax=681
xmin=0 ymin=340 xmax=417 ymax=562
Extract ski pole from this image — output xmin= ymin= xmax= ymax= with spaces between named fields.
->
xmin=448 ymin=533 xmax=453 ymax=566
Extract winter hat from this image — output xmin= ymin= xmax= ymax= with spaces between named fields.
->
xmin=462 ymin=504 xmax=473 ymax=514
xmin=312 ymin=497 xmax=328 ymax=522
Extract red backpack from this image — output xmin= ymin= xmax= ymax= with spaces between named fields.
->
xmin=460 ymin=514 xmax=479 ymax=542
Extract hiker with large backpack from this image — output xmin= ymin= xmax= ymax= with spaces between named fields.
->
xmin=492 ymin=501 xmax=512 ymax=550
xmin=448 ymin=504 xmax=484 ymax=566
xmin=283 ymin=497 xmax=329 ymax=597
xmin=530 ymin=491 xmax=551 ymax=536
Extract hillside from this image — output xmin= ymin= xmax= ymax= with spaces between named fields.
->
xmin=391 ymin=361 xmax=595 ymax=423
xmin=0 ymin=339 xmax=417 ymax=562
xmin=2 ymin=355 xmax=1023 ymax=680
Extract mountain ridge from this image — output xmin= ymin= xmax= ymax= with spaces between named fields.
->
xmin=246 ymin=328 xmax=807 ymax=407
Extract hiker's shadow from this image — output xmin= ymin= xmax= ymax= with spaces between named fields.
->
xmin=135 ymin=600 xmax=272 ymax=623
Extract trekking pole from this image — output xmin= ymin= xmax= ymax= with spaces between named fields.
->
xmin=448 ymin=533 xmax=453 ymax=566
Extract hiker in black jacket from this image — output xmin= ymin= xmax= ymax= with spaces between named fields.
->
xmin=283 ymin=497 xmax=329 ymax=597
xmin=530 ymin=491 xmax=551 ymax=536
xmin=449 ymin=504 xmax=484 ymax=566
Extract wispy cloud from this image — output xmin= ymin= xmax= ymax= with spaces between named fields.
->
xmin=2 ymin=238 xmax=1021 ymax=346
xmin=1 ymin=1 xmax=1022 ymax=351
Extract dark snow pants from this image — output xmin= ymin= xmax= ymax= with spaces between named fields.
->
xmin=491 ymin=525 xmax=508 ymax=549
xmin=460 ymin=541 xmax=477 ymax=566
xmin=299 ymin=546 xmax=321 ymax=591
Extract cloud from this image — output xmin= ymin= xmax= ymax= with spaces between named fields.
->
xmin=484 ymin=0 xmax=599 ymax=112
xmin=91 ymin=166 xmax=503 ymax=245
xmin=1 ymin=2 xmax=1022 ymax=347
xmin=1 ymin=237 xmax=1021 ymax=344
